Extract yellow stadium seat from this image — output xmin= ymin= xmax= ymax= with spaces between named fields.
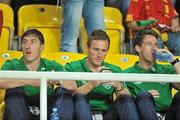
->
xmin=18 ymin=4 xmax=62 ymax=53
xmin=0 ymin=50 xmax=22 ymax=67
xmin=0 ymin=101 xmax=5 ymax=120
xmin=79 ymin=7 xmax=125 ymax=55
xmin=42 ymin=52 xmax=86 ymax=65
xmin=105 ymin=54 xmax=139 ymax=70
xmin=0 ymin=3 xmax=14 ymax=50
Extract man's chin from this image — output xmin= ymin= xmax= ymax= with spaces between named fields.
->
xmin=94 ymin=62 xmax=102 ymax=67
xmin=24 ymin=58 xmax=33 ymax=63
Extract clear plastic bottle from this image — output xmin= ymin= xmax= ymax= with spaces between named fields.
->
xmin=51 ymin=108 xmax=60 ymax=120
xmin=152 ymin=51 xmax=173 ymax=62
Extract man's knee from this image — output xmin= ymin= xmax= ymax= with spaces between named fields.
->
xmin=116 ymin=94 xmax=134 ymax=103
xmin=173 ymin=92 xmax=180 ymax=104
xmin=136 ymin=92 xmax=154 ymax=102
xmin=74 ymin=93 xmax=88 ymax=102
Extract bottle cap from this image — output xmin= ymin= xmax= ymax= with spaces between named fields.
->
xmin=52 ymin=108 xmax=58 ymax=112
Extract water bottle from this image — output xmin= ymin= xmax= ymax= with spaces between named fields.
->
xmin=136 ymin=20 xmax=155 ymax=26
xmin=152 ymin=51 xmax=173 ymax=62
xmin=51 ymin=108 xmax=60 ymax=120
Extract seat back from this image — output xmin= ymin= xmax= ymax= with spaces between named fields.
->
xmin=79 ymin=7 xmax=125 ymax=55
xmin=105 ymin=54 xmax=139 ymax=70
xmin=42 ymin=52 xmax=86 ymax=65
xmin=0 ymin=3 xmax=14 ymax=50
xmin=18 ymin=4 xmax=62 ymax=53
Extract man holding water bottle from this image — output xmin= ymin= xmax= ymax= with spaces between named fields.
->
xmin=126 ymin=0 xmax=180 ymax=55
xmin=123 ymin=30 xmax=180 ymax=120
xmin=55 ymin=29 xmax=140 ymax=120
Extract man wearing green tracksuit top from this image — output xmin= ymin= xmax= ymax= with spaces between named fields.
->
xmin=1 ymin=29 xmax=64 ymax=120
xmin=54 ymin=29 xmax=140 ymax=120
xmin=123 ymin=30 xmax=180 ymax=120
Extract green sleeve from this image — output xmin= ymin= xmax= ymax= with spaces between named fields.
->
xmin=1 ymin=61 xmax=15 ymax=70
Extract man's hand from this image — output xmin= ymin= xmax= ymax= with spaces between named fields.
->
xmin=148 ymin=90 xmax=159 ymax=98
xmin=102 ymin=81 xmax=122 ymax=89
xmin=171 ymin=17 xmax=180 ymax=32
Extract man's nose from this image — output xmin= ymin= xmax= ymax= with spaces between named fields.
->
xmin=24 ymin=42 xmax=31 ymax=48
xmin=97 ymin=51 xmax=103 ymax=57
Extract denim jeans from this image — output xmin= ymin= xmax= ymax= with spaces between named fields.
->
xmin=4 ymin=87 xmax=52 ymax=120
xmin=136 ymin=92 xmax=159 ymax=120
xmin=136 ymin=92 xmax=180 ymax=120
xmin=171 ymin=0 xmax=176 ymax=6
xmin=54 ymin=88 xmax=74 ymax=120
xmin=166 ymin=32 xmax=180 ymax=56
xmin=61 ymin=0 xmax=105 ymax=52
xmin=165 ymin=92 xmax=180 ymax=120
xmin=55 ymin=88 xmax=140 ymax=120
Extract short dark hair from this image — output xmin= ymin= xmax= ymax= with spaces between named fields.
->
xmin=22 ymin=29 xmax=44 ymax=44
xmin=133 ymin=30 xmax=159 ymax=48
xmin=87 ymin=29 xmax=110 ymax=49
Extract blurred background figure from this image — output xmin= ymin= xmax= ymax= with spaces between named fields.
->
xmin=126 ymin=0 xmax=180 ymax=56
xmin=60 ymin=0 xmax=105 ymax=53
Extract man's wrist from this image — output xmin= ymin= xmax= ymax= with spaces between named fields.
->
xmin=171 ymin=58 xmax=179 ymax=66
xmin=116 ymin=84 xmax=124 ymax=92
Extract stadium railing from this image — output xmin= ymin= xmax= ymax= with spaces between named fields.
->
xmin=0 ymin=71 xmax=179 ymax=120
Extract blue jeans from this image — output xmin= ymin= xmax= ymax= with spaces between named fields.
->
xmin=61 ymin=0 xmax=105 ymax=52
xmin=55 ymin=88 xmax=140 ymax=120
xmin=136 ymin=92 xmax=159 ymax=120
xmin=105 ymin=0 xmax=130 ymax=24
xmin=4 ymin=87 xmax=52 ymax=120
xmin=171 ymin=0 xmax=176 ymax=6
xmin=166 ymin=32 xmax=180 ymax=56
xmin=136 ymin=92 xmax=180 ymax=120
xmin=54 ymin=88 xmax=74 ymax=120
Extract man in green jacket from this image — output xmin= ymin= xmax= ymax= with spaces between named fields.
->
xmin=123 ymin=30 xmax=180 ymax=120
xmin=55 ymin=29 xmax=140 ymax=120
xmin=1 ymin=29 xmax=64 ymax=120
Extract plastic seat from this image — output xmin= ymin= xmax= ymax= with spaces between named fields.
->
xmin=105 ymin=54 xmax=139 ymax=70
xmin=42 ymin=52 xmax=86 ymax=65
xmin=0 ymin=101 xmax=5 ymax=120
xmin=0 ymin=3 xmax=14 ymax=50
xmin=79 ymin=7 xmax=125 ymax=55
xmin=18 ymin=4 xmax=62 ymax=53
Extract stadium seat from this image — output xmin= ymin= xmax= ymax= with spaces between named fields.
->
xmin=18 ymin=4 xmax=62 ymax=53
xmin=42 ymin=52 xmax=86 ymax=65
xmin=0 ymin=9 xmax=2 ymax=37
xmin=0 ymin=101 xmax=5 ymax=120
xmin=105 ymin=54 xmax=139 ymax=70
xmin=79 ymin=7 xmax=125 ymax=55
xmin=0 ymin=3 xmax=14 ymax=51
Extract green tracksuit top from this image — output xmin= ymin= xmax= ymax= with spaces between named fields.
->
xmin=122 ymin=62 xmax=176 ymax=111
xmin=64 ymin=58 xmax=122 ymax=111
xmin=1 ymin=57 xmax=64 ymax=96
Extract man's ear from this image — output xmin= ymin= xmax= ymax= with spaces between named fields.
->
xmin=40 ymin=44 xmax=44 ymax=52
xmin=135 ymin=45 xmax=141 ymax=53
